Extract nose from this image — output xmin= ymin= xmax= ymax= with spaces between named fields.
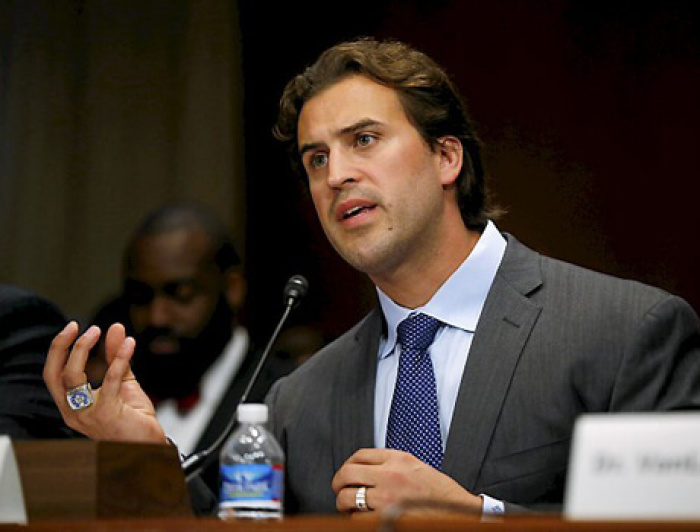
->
xmin=326 ymin=151 xmax=358 ymax=189
xmin=145 ymin=294 xmax=171 ymax=328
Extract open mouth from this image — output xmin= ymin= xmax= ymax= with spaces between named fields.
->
xmin=342 ymin=204 xmax=375 ymax=220
xmin=336 ymin=198 xmax=377 ymax=222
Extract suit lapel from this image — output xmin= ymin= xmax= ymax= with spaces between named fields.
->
xmin=442 ymin=235 xmax=543 ymax=491
xmin=331 ymin=308 xmax=383 ymax=470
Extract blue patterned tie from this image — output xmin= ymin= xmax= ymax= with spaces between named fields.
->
xmin=386 ymin=313 xmax=443 ymax=470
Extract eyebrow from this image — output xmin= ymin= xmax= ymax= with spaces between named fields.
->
xmin=339 ymin=118 xmax=382 ymax=136
xmin=298 ymin=118 xmax=384 ymax=159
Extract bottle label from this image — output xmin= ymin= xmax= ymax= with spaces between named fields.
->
xmin=219 ymin=463 xmax=284 ymax=508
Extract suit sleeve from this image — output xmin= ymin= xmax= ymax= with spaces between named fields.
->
xmin=0 ymin=286 xmax=76 ymax=439
xmin=265 ymin=377 xmax=303 ymax=514
xmin=610 ymin=294 xmax=700 ymax=412
xmin=504 ymin=294 xmax=700 ymax=515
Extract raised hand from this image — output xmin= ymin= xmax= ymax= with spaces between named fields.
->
xmin=43 ymin=321 xmax=166 ymax=443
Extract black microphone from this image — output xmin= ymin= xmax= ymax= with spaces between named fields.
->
xmin=283 ymin=274 xmax=308 ymax=310
xmin=181 ymin=274 xmax=309 ymax=481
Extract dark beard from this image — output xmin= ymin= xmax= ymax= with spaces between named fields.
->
xmin=130 ymin=296 xmax=235 ymax=401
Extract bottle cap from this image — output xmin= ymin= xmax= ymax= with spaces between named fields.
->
xmin=237 ymin=403 xmax=268 ymax=424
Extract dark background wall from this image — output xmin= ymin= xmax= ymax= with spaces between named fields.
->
xmin=0 ymin=0 xmax=247 ymax=319
xmin=238 ymin=0 xmax=700 ymax=344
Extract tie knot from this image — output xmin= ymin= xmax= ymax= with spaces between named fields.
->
xmin=397 ymin=313 xmax=441 ymax=353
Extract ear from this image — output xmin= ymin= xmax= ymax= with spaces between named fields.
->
xmin=223 ymin=269 xmax=247 ymax=312
xmin=436 ymin=136 xmax=463 ymax=188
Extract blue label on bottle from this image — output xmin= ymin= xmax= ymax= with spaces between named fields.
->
xmin=220 ymin=463 xmax=283 ymax=503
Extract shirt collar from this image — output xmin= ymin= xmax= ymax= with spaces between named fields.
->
xmin=377 ymin=220 xmax=507 ymax=359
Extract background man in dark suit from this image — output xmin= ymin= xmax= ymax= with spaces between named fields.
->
xmin=0 ymin=284 xmax=73 ymax=439
xmin=43 ymin=38 xmax=700 ymax=516
xmin=86 ymin=203 xmax=295 ymax=493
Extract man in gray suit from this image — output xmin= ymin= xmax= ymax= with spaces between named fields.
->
xmin=43 ymin=38 xmax=700 ymax=516
xmin=266 ymin=37 xmax=700 ymax=515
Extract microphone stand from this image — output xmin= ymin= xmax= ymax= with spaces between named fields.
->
xmin=181 ymin=275 xmax=307 ymax=482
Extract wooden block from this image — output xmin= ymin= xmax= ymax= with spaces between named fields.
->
xmin=13 ymin=440 xmax=192 ymax=520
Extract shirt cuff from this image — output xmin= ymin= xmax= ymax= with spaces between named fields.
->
xmin=165 ymin=436 xmax=185 ymax=462
xmin=480 ymin=494 xmax=505 ymax=516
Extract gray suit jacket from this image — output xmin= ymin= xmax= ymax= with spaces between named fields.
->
xmin=266 ymin=234 xmax=700 ymax=514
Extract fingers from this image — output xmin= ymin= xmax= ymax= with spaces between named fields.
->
xmin=332 ymin=463 xmax=371 ymax=494
xmin=333 ymin=449 xmax=448 ymax=514
xmin=105 ymin=323 xmax=137 ymax=380
xmin=44 ymin=321 xmax=80 ymax=405
xmin=336 ymin=485 xmax=375 ymax=514
xmin=345 ymin=448 xmax=395 ymax=465
xmin=104 ymin=323 xmax=125 ymax=363
xmin=332 ymin=448 xmax=396 ymax=493
xmin=44 ymin=322 xmax=102 ymax=429
xmin=42 ymin=321 xmax=162 ymax=443
xmin=62 ymin=325 xmax=101 ymax=389
xmin=44 ymin=322 xmax=132 ymax=408
xmin=104 ymin=323 xmax=126 ymax=363
xmin=101 ymin=335 xmax=136 ymax=399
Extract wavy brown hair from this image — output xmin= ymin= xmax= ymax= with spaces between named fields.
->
xmin=273 ymin=37 xmax=501 ymax=230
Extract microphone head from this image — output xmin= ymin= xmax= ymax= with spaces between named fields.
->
xmin=284 ymin=275 xmax=309 ymax=309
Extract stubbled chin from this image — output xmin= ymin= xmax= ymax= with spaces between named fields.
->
xmin=330 ymin=236 xmax=398 ymax=277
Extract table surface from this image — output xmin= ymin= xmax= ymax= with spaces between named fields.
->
xmin=2 ymin=514 xmax=700 ymax=532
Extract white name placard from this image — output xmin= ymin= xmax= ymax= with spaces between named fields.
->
xmin=564 ymin=413 xmax=700 ymax=520
xmin=0 ymin=436 xmax=27 ymax=524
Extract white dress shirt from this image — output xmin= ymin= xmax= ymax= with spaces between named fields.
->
xmin=156 ymin=326 xmax=249 ymax=456
xmin=374 ymin=220 xmax=507 ymax=514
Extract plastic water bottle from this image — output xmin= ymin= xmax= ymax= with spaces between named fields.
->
xmin=218 ymin=403 xmax=284 ymax=520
